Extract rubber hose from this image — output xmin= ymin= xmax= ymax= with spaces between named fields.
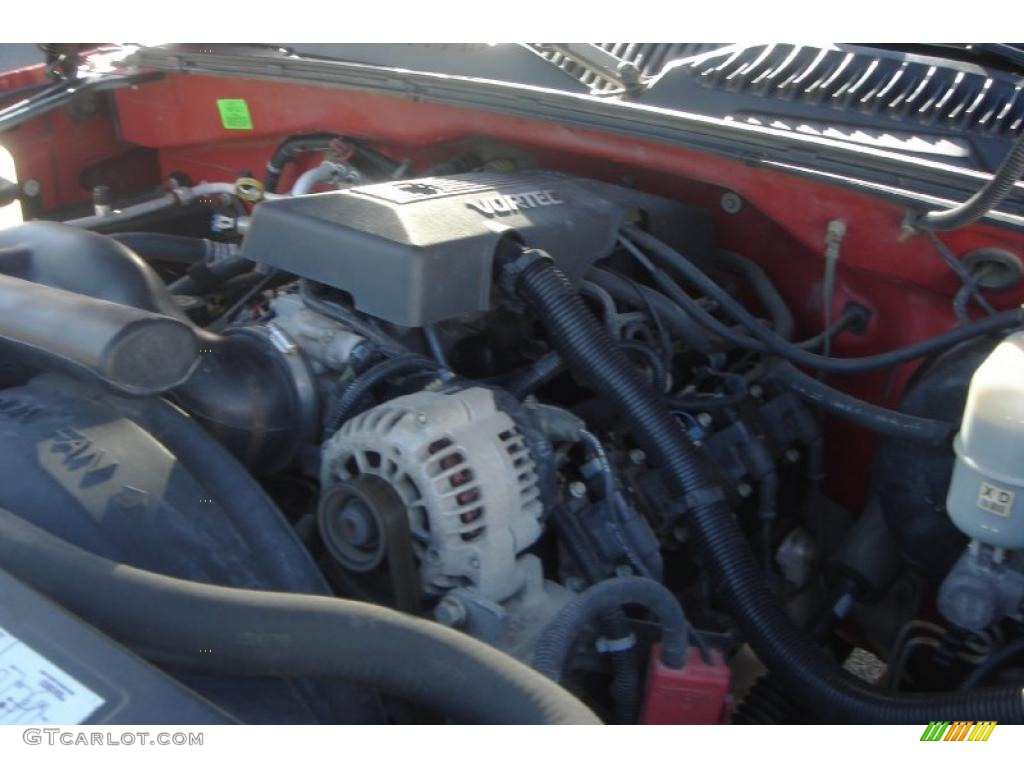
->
xmin=324 ymin=353 xmax=442 ymax=434
xmin=765 ymin=359 xmax=955 ymax=446
xmin=917 ymin=131 xmax=1024 ymax=232
xmin=960 ymin=636 xmax=1024 ymax=691
xmin=169 ymin=257 xmax=254 ymax=297
xmin=714 ymin=249 xmax=794 ymax=340
xmin=533 ymin=576 xmax=690 ymax=680
xmin=621 ymin=227 xmax=1022 ymax=374
xmin=110 ymin=233 xmax=213 ymax=265
xmin=586 ymin=267 xmax=718 ymax=353
xmin=0 ymin=508 xmax=599 ymax=725
xmin=264 ymin=133 xmax=338 ymax=193
xmin=509 ymin=251 xmax=1024 ymax=723
xmin=547 ymin=505 xmax=641 ymax=724
xmin=298 ymin=280 xmax=406 ymax=354
xmin=508 ymin=350 xmax=566 ymax=399
xmin=108 ymin=391 xmax=328 ymax=595
xmin=618 ymin=340 xmax=669 ymax=393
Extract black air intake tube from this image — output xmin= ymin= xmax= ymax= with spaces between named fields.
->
xmin=0 ymin=273 xmax=198 ymax=394
xmin=0 ymin=222 xmax=309 ymax=472
xmin=0 ymin=508 xmax=599 ymax=725
xmin=503 ymin=246 xmax=1024 ymax=724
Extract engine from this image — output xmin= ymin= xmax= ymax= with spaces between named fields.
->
xmin=1 ymin=133 xmax=1023 ymax=727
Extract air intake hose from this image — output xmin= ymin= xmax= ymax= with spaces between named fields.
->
xmin=0 ymin=273 xmax=198 ymax=394
xmin=501 ymin=245 xmax=1024 ymax=724
xmin=0 ymin=222 xmax=311 ymax=472
xmin=0 ymin=507 xmax=599 ymax=726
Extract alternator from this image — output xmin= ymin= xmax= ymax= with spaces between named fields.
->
xmin=320 ymin=386 xmax=544 ymax=603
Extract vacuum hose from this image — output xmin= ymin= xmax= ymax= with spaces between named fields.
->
xmin=0 ymin=507 xmax=599 ymax=725
xmin=502 ymin=245 xmax=1024 ymax=723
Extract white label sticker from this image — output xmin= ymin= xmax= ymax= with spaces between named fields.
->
xmin=977 ymin=482 xmax=1016 ymax=518
xmin=0 ymin=625 xmax=105 ymax=724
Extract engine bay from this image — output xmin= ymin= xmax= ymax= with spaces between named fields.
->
xmin=1 ymin=64 xmax=1024 ymax=725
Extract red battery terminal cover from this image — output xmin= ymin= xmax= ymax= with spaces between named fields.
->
xmin=639 ymin=644 xmax=731 ymax=724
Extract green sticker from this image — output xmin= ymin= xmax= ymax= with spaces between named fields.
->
xmin=216 ymin=98 xmax=253 ymax=130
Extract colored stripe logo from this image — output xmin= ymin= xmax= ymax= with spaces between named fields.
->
xmin=920 ymin=721 xmax=997 ymax=741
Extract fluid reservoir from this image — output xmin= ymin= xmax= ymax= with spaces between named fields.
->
xmin=947 ymin=331 xmax=1024 ymax=549
xmin=0 ymin=143 xmax=23 ymax=229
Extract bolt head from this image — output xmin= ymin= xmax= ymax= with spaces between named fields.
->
xmin=569 ymin=481 xmax=588 ymax=499
xmin=720 ymin=192 xmax=742 ymax=214
xmin=629 ymin=449 xmax=647 ymax=465
xmin=737 ymin=483 xmax=753 ymax=498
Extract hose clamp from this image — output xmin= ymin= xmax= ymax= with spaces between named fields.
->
xmin=595 ymin=633 xmax=637 ymax=654
xmin=498 ymin=247 xmax=553 ymax=297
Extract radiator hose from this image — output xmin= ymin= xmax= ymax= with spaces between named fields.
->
xmin=0 ymin=507 xmax=599 ymax=725
xmin=502 ymin=245 xmax=1024 ymax=724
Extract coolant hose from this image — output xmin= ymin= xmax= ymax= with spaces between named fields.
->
xmin=916 ymin=131 xmax=1024 ymax=232
xmin=505 ymin=247 xmax=1024 ymax=723
xmin=0 ymin=508 xmax=599 ymax=725
xmin=765 ymin=359 xmax=955 ymax=446
xmin=533 ymin=576 xmax=690 ymax=681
